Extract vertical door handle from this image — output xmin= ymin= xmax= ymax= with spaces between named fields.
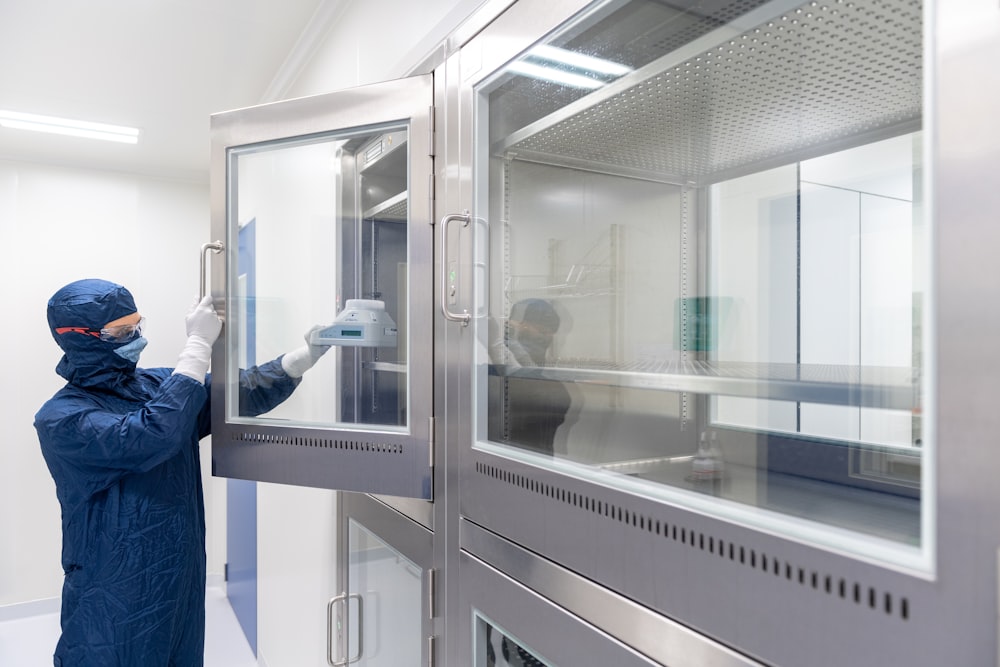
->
xmin=440 ymin=211 xmax=472 ymax=325
xmin=200 ymin=240 xmax=224 ymax=300
xmin=327 ymin=593 xmax=365 ymax=666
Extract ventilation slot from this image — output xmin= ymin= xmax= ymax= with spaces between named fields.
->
xmin=476 ymin=461 xmax=910 ymax=621
xmin=232 ymin=431 xmax=404 ymax=454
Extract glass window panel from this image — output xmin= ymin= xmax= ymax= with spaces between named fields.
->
xmin=475 ymin=0 xmax=925 ymax=565
xmin=347 ymin=520 xmax=423 ymax=666
xmin=226 ymin=124 xmax=409 ymax=432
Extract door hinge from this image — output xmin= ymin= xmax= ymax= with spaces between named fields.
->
xmin=428 ymin=416 xmax=436 ymax=468
xmin=428 ymin=635 xmax=436 ymax=667
xmin=428 ymin=105 xmax=435 ymax=158
xmin=427 ymin=567 xmax=436 ymax=618
xmin=224 ymin=562 xmax=228 ymax=582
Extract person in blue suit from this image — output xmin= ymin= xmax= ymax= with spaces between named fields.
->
xmin=34 ymin=279 xmax=329 ymax=666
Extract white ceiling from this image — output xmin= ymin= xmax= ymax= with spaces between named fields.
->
xmin=0 ymin=0 xmax=336 ymax=183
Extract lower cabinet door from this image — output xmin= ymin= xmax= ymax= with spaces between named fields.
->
xmin=459 ymin=519 xmax=761 ymax=667
xmin=334 ymin=493 xmax=434 ymax=666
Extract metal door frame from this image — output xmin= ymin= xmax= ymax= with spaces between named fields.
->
xmin=208 ymin=75 xmax=435 ymax=499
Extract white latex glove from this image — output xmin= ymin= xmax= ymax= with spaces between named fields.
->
xmin=173 ymin=296 xmax=223 ymax=383
xmin=281 ymin=324 xmax=333 ymax=378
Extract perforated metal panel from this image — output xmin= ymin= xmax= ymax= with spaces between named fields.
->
xmin=502 ymin=0 xmax=922 ymax=182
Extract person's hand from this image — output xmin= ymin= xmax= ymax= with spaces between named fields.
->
xmin=281 ymin=324 xmax=334 ymax=378
xmin=173 ymin=296 xmax=222 ymax=383
xmin=185 ymin=295 xmax=223 ymax=345
xmin=304 ymin=324 xmax=333 ymax=363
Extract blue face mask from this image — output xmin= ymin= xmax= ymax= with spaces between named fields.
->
xmin=114 ymin=336 xmax=148 ymax=364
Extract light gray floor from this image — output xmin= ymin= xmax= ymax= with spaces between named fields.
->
xmin=0 ymin=586 xmax=256 ymax=667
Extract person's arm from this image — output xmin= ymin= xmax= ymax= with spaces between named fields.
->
xmin=195 ymin=325 xmax=331 ymax=436
xmin=35 ymin=375 xmax=208 ymax=476
xmin=235 ymin=327 xmax=331 ymax=416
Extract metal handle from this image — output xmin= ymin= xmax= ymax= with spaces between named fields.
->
xmin=199 ymin=241 xmax=224 ymax=300
xmin=327 ymin=593 xmax=364 ymax=666
xmin=440 ymin=211 xmax=471 ymax=325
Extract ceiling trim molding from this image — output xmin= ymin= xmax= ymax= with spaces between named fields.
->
xmin=259 ymin=0 xmax=350 ymax=104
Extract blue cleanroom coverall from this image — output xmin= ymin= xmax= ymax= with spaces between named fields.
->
xmin=34 ymin=280 xmax=301 ymax=666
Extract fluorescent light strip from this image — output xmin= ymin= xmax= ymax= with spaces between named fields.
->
xmin=507 ymin=61 xmax=605 ymax=90
xmin=529 ymin=45 xmax=632 ymax=77
xmin=0 ymin=110 xmax=139 ymax=144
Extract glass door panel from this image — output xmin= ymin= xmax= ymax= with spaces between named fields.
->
xmin=473 ymin=0 xmax=927 ymax=566
xmin=334 ymin=493 xmax=433 ymax=667
xmin=210 ymin=76 xmax=433 ymax=498
xmin=344 ymin=520 xmax=423 ymax=666
xmin=226 ymin=126 xmax=408 ymax=431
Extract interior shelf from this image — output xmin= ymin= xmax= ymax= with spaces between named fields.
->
xmin=364 ymin=191 xmax=408 ymax=221
xmin=490 ymin=360 xmax=918 ymax=410
xmin=363 ymin=361 xmax=407 ymax=374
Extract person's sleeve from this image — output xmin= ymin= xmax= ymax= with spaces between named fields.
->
xmin=197 ymin=357 xmax=302 ymax=438
xmin=35 ymin=374 xmax=208 ymax=475
xmin=238 ymin=357 xmax=302 ymax=417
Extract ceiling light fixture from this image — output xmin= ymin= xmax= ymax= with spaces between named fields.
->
xmin=0 ymin=110 xmax=139 ymax=144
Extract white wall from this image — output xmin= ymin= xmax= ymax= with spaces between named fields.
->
xmin=0 ymin=160 xmax=220 ymax=607
xmin=287 ymin=0 xmax=486 ymax=96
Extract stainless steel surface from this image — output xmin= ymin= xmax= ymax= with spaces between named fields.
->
xmin=199 ymin=240 xmax=223 ymax=300
xmin=440 ymin=211 xmax=472 ymax=325
xmin=497 ymin=0 xmax=922 ymax=184
xmin=460 ymin=544 xmax=663 ymax=665
xmin=461 ymin=518 xmax=763 ymax=666
xmin=932 ymin=0 xmax=1000 ymax=664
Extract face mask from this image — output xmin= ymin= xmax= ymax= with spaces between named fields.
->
xmin=114 ymin=336 xmax=148 ymax=364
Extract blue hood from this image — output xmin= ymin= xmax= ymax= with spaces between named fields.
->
xmin=47 ymin=279 xmax=142 ymax=390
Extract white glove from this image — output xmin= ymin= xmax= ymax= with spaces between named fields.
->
xmin=173 ymin=296 xmax=223 ymax=383
xmin=281 ymin=324 xmax=333 ymax=378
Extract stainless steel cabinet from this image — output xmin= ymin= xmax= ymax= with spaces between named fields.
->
xmin=440 ymin=0 xmax=1000 ymax=664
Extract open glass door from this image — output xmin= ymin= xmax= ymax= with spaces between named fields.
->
xmin=209 ymin=75 xmax=434 ymax=499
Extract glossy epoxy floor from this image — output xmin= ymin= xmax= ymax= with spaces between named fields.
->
xmin=0 ymin=586 xmax=257 ymax=667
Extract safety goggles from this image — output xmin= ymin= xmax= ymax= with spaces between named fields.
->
xmin=56 ymin=316 xmax=145 ymax=343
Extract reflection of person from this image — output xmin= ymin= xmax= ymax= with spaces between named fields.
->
xmin=489 ymin=298 xmax=571 ymax=455
xmin=33 ymin=279 xmax=329 ymax=666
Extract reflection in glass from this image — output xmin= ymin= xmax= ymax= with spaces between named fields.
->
xmin=477 ymin=0 xmax=925 ymax=561
xmin=226 ymin=125 xmax=409 ymax=431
